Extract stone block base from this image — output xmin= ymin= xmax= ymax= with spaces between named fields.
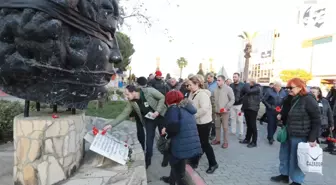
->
xmin=13 ymin=111 xmax=86 ymax=185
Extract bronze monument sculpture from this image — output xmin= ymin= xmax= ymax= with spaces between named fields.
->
xmin=0 ymin=0 xmax=121 ymax=116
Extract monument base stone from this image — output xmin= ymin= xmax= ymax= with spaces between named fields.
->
xmin=13 ymin=110 xmax=86 ymax=185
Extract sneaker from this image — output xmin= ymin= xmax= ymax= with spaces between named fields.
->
xmin=270 ymin=175 xmax=289 ymax=183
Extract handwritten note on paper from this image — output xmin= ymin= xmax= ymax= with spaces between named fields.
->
xmin=89 ymin=134 xmax=129 ymax=165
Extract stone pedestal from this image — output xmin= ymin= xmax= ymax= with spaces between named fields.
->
xmin=13 ymin=111 xmax=86 ymax=185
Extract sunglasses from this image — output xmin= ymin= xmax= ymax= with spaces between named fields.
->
xmin=286 ymin=86 xmax=296 ymax=90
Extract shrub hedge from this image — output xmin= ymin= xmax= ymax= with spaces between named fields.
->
xmin=0 ymin=100 xmax=23 ymax=142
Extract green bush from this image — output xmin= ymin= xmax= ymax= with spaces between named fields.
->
xmin=86 ymin=101 xmax=127 ymax=119
xmin=0 ymin=100 xmax=23 ymax=142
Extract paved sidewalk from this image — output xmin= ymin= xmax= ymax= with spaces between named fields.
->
xmin=194 ymin=124 xmax=336 ymax=185
xmin=0 ymin=142 xmax=14 ymax=185
xmin=147 ymin=146 xmax=170 ymax=185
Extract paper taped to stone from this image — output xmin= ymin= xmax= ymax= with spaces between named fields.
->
xmin=89 ymin=134 xmax=129 ymax=165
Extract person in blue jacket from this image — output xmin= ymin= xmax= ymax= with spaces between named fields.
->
xmin=160 ymin=90 xmax=202 ymax=185
xmin=262 ymin=81 xmax=287 ymax=145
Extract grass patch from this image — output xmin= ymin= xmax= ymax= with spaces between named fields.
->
xmin=86 ymin=101 xmax=127 ymax=119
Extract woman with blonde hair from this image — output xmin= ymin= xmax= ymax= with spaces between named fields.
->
xmin=187 ymin=75 xmax=218 ymax=174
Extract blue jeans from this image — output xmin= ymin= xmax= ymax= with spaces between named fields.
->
xmin=266 ymin=109 xmax=277 ymax=140
xmin=279 ymin=136 xmax=307 ymax=184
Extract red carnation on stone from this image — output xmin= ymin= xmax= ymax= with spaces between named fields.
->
xmin=275 ymin=106 xmax=281 ymax=113
xmin=101 ymin=129 xmax=107 ymax=135
xmin=52 ymin=113 xmax=59 ymax=118
xmin=92 ymin=126 xmax=99 ymax=136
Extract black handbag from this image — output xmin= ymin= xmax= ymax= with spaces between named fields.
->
xmin=157 ymin=134 xmax=171 ymax=154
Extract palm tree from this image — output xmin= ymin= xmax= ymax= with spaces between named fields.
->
xmin=176 ymin=57 xmax=188 ymax=78
xmin=238 ymin=31 xmax=257 ymax=82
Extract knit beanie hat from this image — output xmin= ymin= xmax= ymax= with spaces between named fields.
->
xmin=155 ymin=70 xmax=162 ymax=77
xmin=165 ymin=90 xmax=184 ymax=105
xmin=136 ymin=76 xmax=148 ymax=86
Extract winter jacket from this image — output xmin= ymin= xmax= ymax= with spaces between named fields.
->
xmin=262 ymin=88 xmax=287 ymax=111
xmin=241 ymin=83 xmax=262 ymax=112
xmin=213 ymin=84 xmax=235 ymax=113
xmin=165 ymin=99 xmax=202 ymax=160
xmin=106 ymin=87 xmax=167 ymax=127
xmin=148 ymin=78 xmax=169 ymax=95
xmin=285 ymin=94 xmax=321 ymax=142
xmin=317 ymin=98 xmax=334 ymax=128
xmin=188 ymin=89 xmax=213 ymax=124
xmin=230 ymin=82 xmax=245 ymax=105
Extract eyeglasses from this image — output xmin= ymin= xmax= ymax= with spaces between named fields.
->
xmin=286 ymin=86 xmax=297 ymax=90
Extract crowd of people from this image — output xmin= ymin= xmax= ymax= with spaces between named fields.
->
xmin=104 ymin=70 xmax=336 ymax=185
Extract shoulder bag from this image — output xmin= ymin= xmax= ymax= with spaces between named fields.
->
xmin=277 ymin=98 xmax=300 ymax=143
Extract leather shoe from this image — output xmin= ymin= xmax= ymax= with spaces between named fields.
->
xmin=247 ymin=142 xmax=257 ymax=148
xmin=239 ymin=140 xmax=249 ymax=144
xmin=206 ymin=164 xmax=218 ymax=174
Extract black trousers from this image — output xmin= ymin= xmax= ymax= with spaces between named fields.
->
xmin=210 ymin=122 xmax=216 ymax=136
xmin=190 ymin=123 xmax=217 ymax=166
xmin=135 ymin=118 xmax=157 ymax=161
xmin=169 ymin=159 xmax=187 ymax=185
xmin=244 ymin=110 xmax=258 ymax=143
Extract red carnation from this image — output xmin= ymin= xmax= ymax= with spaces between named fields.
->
xmin=52 ymin=114 xmax=59 ymax=119
xmin=93 ymin=126 xmax=99 ymax=136
xmin=275 ymin=106 xmax=281 ymax=113
xmin=327 ymin=137 xmax=331 ymax=141
xmin=220 ymin=108 xmax=226 ymax=113
xmin=101 ymin=129 xmax=107 ymax=135
xmin=238 ymin=112 xmax=242 ymax=116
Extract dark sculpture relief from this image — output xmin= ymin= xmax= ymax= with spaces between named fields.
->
xmin=0 ymin=0 xmax=121 ymax=115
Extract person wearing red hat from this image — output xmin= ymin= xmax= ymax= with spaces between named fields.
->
xmin=148 ymin=70 xmax=169 ymax=96
xmin=160 ymin=90 xmax=202 ymax=185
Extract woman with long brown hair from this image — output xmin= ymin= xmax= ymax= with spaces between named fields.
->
xmin=270 ymin=78 xmax=321 ymax=185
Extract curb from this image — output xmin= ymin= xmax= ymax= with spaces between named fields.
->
xmin=155 ymin=131 xmax=206 ymax=185
xmin=185 ymin=165 xmax=206 ymax=185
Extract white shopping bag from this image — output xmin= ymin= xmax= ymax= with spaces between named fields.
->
xmin=297 ymin=142 xmax=323 ymax=174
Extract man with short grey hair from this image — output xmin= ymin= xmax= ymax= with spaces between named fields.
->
xmin=212 ymin=75 xmax=235 ymax=148
xmin=168 ymin=77 xmax=181 ymax=91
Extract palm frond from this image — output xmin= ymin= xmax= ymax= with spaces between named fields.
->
xmin=243 ymin=31 xmax=249 ymax=39
xmin=238 ymin=35 xmax=245 ymax=39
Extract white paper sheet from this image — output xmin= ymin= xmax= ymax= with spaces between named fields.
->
xmin=144 ymin=111 xmax=155 ymax=120
xmin=89 ymin=134 xmax=129 ymax=165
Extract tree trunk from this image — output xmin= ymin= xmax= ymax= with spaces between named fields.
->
xmin=180 ymin=68 xmax=183 ymax=79
xmin=243 ymin=57 xmax=250 ymax=82
xmin=128 ymin=70 xmax=132 ymax=85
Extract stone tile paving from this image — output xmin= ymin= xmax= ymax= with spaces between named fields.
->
xmin=0 ymin=142 xmax=14 ymax=185
xmin=195 ymin=124 xmax=336 ymax=185
xmin=147 ymin=146 xmax=170 ymax=185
